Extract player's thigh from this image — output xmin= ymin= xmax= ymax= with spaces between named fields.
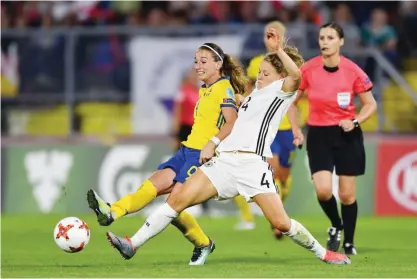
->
xmin=167 ymin=169 xmax=218 ymax=212
xmin=200 ymin=155 xmax=239 ymax=201
xmin=237 ymin=157 xmax=279 ymax=202
xmin=252 ymin=192 xmax=291 ymax=231
xmin=153 ymin=147 xmax=187 ymax=193
xmin=149 ymin=169 xmax=176 ymax=194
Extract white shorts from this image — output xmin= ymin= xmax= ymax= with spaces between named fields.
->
xmin=200 ymin=151 xmax=279 ymax=202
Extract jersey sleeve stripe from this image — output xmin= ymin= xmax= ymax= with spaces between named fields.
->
xmin=216 ymin=113 xmax=225 ymax=129
xmin=255 ymin=98 xmax=284 ymax=156
xmin=220 ymin=104 xmax=238 ymax=111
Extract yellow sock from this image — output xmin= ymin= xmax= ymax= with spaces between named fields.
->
xmin=111 ymin=179 xmax=157 ymax=220
xmin=171 ymin=211 xmax=210 ymax=247
xmin=275 ymin=175 xmax=292 ymax=202
xmin=233 ymin=195 xmax=254 ymax=222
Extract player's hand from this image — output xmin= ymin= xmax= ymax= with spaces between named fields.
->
xmin=339 ymin=119 xmax=355 ymax=132
xmin=199 ymin=141 xmax=216 ymax=165
xmin=265 ymin=28 xmax=281 ymax=52
xmin=292 ymin=128 xmax=304 ymax=149
xmin=235 ymin=94 xmax=245 ymax=107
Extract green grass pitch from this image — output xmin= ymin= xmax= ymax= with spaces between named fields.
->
xmin=2 ymin=214 xmax=416 ymax=277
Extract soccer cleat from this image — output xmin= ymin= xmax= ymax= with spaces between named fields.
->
xmin=106 ymin=232 xmax=136 ymax=260
xmin=234 ymin=221 xmax=256 ymax=231
xmin=327 ymin=227 xmax=342 ymax=252
xmin=189 ymin=239 xmax=216 ymax=265
xmin=86 ymin=189 xmax=114 ymax=226
xmin=321 ymin=250 xmax=351 ymax=265
xmin=343 ymin=243 xmax=357 ymax=255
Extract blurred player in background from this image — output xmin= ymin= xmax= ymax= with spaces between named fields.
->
xmin=172 ymin=67 xmax=200 ymax=150
xmin=234 ymin=21 xmax=307 ymax=238
xmin=87 ymin=42 xmax=248 ymax=265
xmin=106 ymin=29 xmax=350 ymax=266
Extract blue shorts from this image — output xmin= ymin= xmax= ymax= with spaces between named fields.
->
xmin=270 ymin=130 xmax=296 ymax=168
xmin=157 ymin=146 xmax=201 ymax=183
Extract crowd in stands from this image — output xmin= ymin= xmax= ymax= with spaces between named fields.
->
xmin=1 ymin=1 xmax=416 ymax=98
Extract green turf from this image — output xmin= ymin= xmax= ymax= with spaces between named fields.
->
xmin=1 ymin=214 xmax=416 ymax=278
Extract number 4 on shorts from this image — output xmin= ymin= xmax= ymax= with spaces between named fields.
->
xmin=261 ymin=173 xmax=270 ymax=188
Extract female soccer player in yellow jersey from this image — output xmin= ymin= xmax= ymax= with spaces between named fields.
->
xmin=234 ymin=21 xmax=307 ymax=237
xmin=86 ymin=43 xmax=248 ymax=265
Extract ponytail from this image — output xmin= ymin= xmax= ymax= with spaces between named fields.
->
xmin=221 ymin=54 xmax=249 ymax=95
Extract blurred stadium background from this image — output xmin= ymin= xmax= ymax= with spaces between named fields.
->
xmin=1 ymin=1 xmax=417 ymax=277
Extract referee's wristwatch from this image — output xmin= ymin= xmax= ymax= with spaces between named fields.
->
xmin=352 ymin=119 xmax=360 ymax=128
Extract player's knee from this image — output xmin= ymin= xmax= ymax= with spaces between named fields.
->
xmin=316 ymin=186 xmax=333 ymax=201
xmin=338 ymin=190 xmax=355 ymax=204
xmin=167 ymin=192 xmax=190 ymax=212
xmin=150 ymin=169 xmax=176 ymax=194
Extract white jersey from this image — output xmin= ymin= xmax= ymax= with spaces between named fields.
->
xmin=217 ymin=79 xmax=297 ymax=158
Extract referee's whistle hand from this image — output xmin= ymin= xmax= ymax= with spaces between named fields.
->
xmin=339 ymin=119 xmax=354 ymax=132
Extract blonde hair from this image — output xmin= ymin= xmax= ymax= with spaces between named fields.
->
xmin=263 ymin=45 xmax=304 ymax=76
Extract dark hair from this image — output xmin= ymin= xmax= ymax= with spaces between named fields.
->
xmin=320 ymin=22 xmax=344 ymax=39
xmin=199 ymin=43 xmax=249 ymax=95
xmin=264 ymin=45 xmax=305 ymax=76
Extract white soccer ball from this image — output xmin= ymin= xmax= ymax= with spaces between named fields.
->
xmin=54 ymin=217 xmax=90 ymax=253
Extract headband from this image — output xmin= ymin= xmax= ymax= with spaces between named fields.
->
xmin=201 ymin=44 xmax=223 ymax=61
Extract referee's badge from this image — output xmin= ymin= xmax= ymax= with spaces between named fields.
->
xmin=337 ymin=92 xmax=351 ymax=109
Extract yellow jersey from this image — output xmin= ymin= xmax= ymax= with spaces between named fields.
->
xmin=247 ymin=54 xmax=309 ymax=131
xmin=182 ymin=78 xmax=237 ymax=150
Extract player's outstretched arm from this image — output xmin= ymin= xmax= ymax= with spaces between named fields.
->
xmin=265 ymin=28 xmax=301 ymax=93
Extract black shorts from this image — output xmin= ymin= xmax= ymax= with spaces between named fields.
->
xmin=177 ymin=124 xmax=193 ymax=142
xmin=306 ymin=125 xmax=366 ymax=176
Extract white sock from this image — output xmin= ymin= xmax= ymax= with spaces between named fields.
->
xmin=283 ymin=219 xmax=327 ymax=259
xmin=130 ymin=203 xmax=179 ymax=248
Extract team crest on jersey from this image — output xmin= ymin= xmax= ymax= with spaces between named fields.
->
xmin=226 ymin=87 xmax=234 ymax=98
xmin=337 ymin=92 xmax=351 ymax=109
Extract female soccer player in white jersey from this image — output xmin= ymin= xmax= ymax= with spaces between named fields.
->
xmin=105 ymin=29 xmax=351 ymax=265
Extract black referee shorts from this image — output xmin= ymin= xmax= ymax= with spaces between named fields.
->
xmin=306 ymin=125 xmax=366 ymax=176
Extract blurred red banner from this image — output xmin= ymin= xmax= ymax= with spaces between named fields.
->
xmin=375 ymin=140 xmax=417 ymax=216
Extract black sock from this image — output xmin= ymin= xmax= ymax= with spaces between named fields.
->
xmin=318 ymin=195 xmax=343 ymax=229
xmin=341 ymin=200 xmax=358 ymax=245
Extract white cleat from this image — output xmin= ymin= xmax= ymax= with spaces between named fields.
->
xmin=189 ymin=239 xmax=215 ymax=265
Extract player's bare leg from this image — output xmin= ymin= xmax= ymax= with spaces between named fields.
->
xmin=253 ymin=193 xmax=351 ymax=265
xmin=106 ymin=169 xmax=218 ymax=265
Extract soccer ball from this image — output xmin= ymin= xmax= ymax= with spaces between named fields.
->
xmin=54 ymin=217 xmax=90 ymax=253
